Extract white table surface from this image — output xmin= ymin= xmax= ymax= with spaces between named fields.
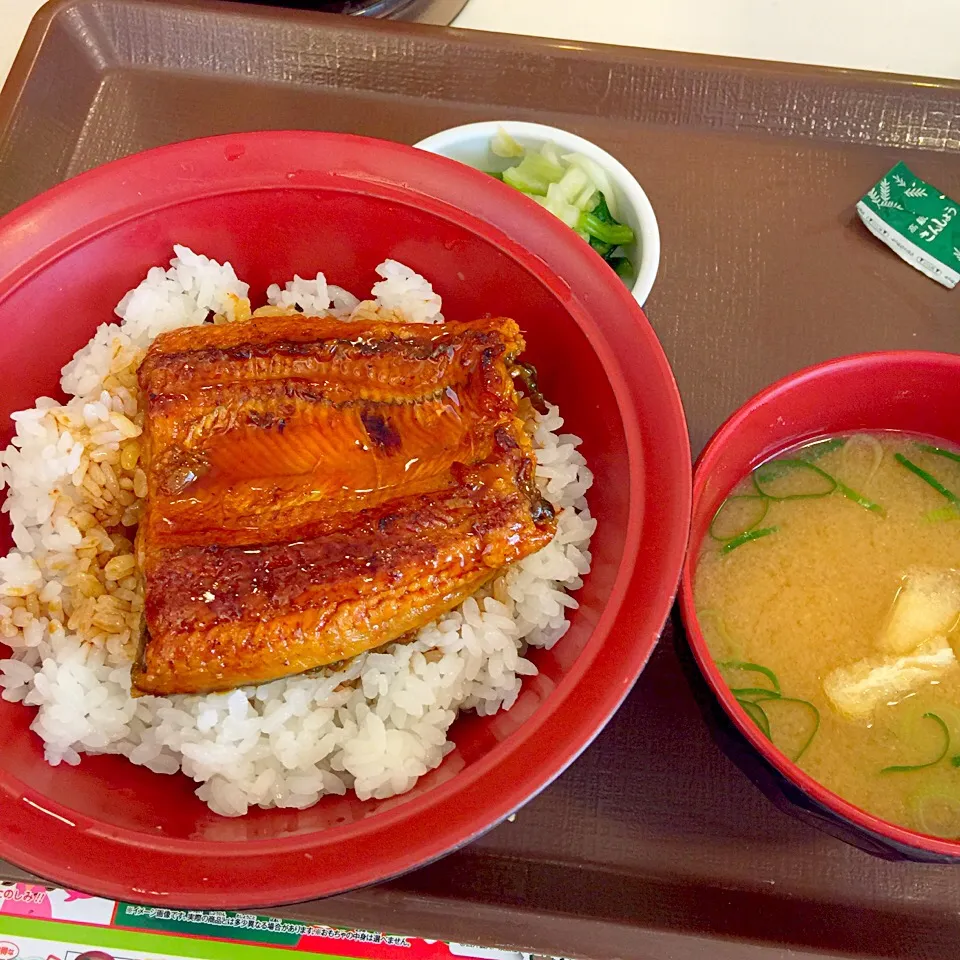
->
xmin=2 ymin=0 xmax=960 ymax=97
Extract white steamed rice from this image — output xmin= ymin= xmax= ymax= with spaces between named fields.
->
xmin=0 ymin=246 xmax=595 ymax=817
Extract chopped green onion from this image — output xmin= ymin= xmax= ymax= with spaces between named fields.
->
xmin=917 ymin=444 xmax=960 ymax=464
xmin=721 ymin=525 xmax=778 ymax=554
xmin=730 ymin=686 xmax=780 ymax=699
xmin=799 ymin=437 xmax=847 ymax=461
xmin=737 ymin=698 xmax=771 ymax=738
xmin=748 ymin=440 xmax=882 ymax=513
xmin=709 ymin=494 xmax=770 ymax=542
xmin=718 ymin=659 xmax=781 ymax=694
xmin=757 ymin=439 xmax=846 ymax=483
xmin=912 ymin=450 xmax=960 ymax=518
xmin=881 ymin=712 xmax=950 ymax=773
xmin=753 ymin=460 xmax=837 ymax=500
xmin=908 ymin=786 xmax=960 ymax=837
xmin=951 ymin=755 xmax=960 ymax=768
xmin=894 ymin=453 xmax=960 ymax=505
xmin=723 ymin=660 xmax=818 ymax=760
xmin=835 ymin=480 xmax=885 ymax=516
xmin=839 ymin=434 xmax=884 ymax=490
xmin=753 ymin=695 xmax=821 ymax=762
xmin=925 ymin=505 xmax=960 ymax=522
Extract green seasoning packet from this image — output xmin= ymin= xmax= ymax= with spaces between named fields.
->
xmin=856 ymin=161 xmax=960 ymax=289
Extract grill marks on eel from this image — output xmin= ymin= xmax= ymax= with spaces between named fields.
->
xmin=133 ymin=314 xmax=557 ymax=695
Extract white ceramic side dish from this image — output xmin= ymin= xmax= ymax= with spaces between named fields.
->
xmin=415 ymin=120 xmax=660 ymax=305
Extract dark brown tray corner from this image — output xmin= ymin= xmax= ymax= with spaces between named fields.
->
xmin=3 ymin=3 xmax=960 ymax=958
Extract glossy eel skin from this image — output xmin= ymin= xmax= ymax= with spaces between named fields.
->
xmin=132 ymin=314 xmax=557 ymax=695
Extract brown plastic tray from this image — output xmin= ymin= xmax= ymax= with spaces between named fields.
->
xmin=2 ymin=2 xmax=960 ymax=957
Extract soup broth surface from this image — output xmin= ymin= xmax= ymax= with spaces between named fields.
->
xmin=695 ymin=432 xmax=960 ymax=837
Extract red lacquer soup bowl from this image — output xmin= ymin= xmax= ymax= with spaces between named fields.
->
xmin=679 ymin=351 xmax=960 ymax=862
xmin=0 ymin=132 xmax=691 ymax=905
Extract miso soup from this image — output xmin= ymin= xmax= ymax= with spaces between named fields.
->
xmin=695 ymin=432 xmax=960 ymax=838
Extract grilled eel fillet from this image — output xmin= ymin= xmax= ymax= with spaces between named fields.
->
xmin=132 ymin=314 xmax=557 ymax=695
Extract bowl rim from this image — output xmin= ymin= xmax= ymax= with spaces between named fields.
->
xmin=0 ymin=129 xmax=691 ymax=905
xmin=413 ymin=119 xmax=661 ymax=307
xmin=679 ymin=349 xmax=960 ymax=858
